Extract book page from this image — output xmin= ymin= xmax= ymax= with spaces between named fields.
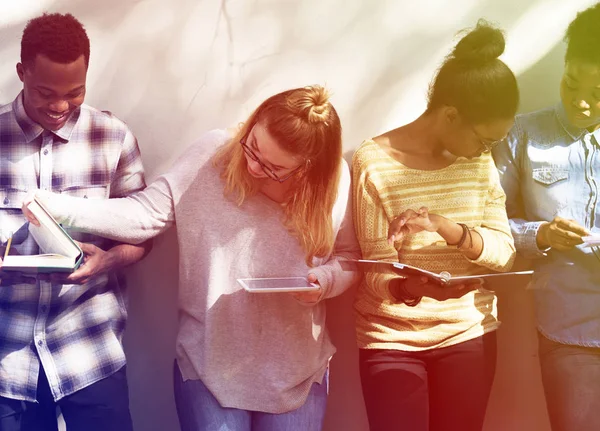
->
xmin=343 ymin=260 xmax=448 ymax=282
xmin=443 ymin=270 xmax=534 ymax=285
xmin=3 ymin=254 xmax=74 ymax=269
xmin=450 ymin=271 xmax=534 ymax=280
xmin=342 ymin=259 xmax=533 ymax=285
xmin=27 ymin=199 xmax=80 ymax=259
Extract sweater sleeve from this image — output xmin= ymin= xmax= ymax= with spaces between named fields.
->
xmin=34 ymin=130 xmax=230 ymax=244
xmin=35 ymin=175 xmax=175 ymax=245
xmin=467 ymin=155 xmax=516 ymax=271
xmin=352 ymin=148 xmax=402 ymax=302
xmin=309 ymin=160 xmax=362 ymax=300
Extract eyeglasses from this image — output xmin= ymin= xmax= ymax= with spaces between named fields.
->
xmin=471 ymin=127 xmax=505 ymax=153
xmin=240 ymin=138 xmax=305 ymax=183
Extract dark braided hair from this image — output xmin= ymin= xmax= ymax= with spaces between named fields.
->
xmin=21 ymin=13 xmax=90 ymax=69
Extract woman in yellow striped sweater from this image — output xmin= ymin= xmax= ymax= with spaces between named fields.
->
xmin=353 ymin=21 xmax=518 ymax=431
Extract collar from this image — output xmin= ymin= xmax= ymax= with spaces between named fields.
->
xmin=13 ymin=91 xmax=81 ymax=143
xmin=555 ymin=102 xmax=587 ymax=141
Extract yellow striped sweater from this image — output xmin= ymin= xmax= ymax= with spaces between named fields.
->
xmin=352 ymin=139 xmax=515 ymax=351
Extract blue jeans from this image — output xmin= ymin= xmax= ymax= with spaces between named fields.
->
xmin=538 ymin=332 xmax=600 ymax=431
xmin=173 ymin=362 xmax=328 ymax=431
xmin=0 ymin=365 xmax=132 ymax=431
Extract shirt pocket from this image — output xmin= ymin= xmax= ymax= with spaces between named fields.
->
xmin=532 ymin=168 xmax=569 ymax=186
xmin=59 ymin=184 xmax=108 ymax=200
xmin=0 ymin=187 xmax=31 ymax=244
xmin=530 ymin=167 xmax=569 ymax=217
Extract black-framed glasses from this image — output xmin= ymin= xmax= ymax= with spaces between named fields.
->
xmin=471 ymin=127 xmax=504 ymax=153
xmin=240 ymin=138 xmax=305 ymax=183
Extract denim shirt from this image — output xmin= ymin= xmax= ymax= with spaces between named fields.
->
xmin=493 ymin=103 xmax=600 ymax=347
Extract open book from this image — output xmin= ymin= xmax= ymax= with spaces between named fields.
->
xmin=341 ymin=259 xmax=533 ymax=285
xmin=2 ymin=198 xmax=83 ymax=273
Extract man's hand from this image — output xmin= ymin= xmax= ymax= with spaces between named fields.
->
xmin=289 ymin=273 xmax=323 ymax=304
xmin=395 ymin=275 xmax=482 ymax=302
xmin=388 ymin=207 xmax=441 ymax=244
xmin=46 ymin=242 xmax=113 ymax=285
xmin=44 ymin=240 xmax=151 ymax=285
xmin=536 ymin=216 xmax=590 ymax=251
xmin=21 ymin=193 xmax=40 ymax=226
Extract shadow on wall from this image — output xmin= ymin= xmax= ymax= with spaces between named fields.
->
xmin=0 ymin=0 xmax=562 ymax=177
xmin=84 ymin=26 xmax=564 ymax=431
xmin=517 ymin=41 xmax=565 ymax=113
xmin=123 ymin=230 xmax=180 ymax=431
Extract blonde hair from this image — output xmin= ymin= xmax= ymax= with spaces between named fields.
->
xmin=213 ymin=85 xmax=342 ymax=265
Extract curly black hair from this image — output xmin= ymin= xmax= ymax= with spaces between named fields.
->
xmin=21 ymin=13 xmax=90 ymax=69
xmin=565 ymin=3 xmax=600 ymax=65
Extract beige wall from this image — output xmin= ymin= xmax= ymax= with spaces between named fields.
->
xmin=1 ymin=1 xmax=596 ymax=430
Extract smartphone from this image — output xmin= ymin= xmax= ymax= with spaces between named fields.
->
xmin=237 ymin=277 xmax=319 ymax=293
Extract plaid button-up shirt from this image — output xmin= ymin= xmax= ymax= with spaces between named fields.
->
xmin=0 ymin=92 xmax=145 ymax=402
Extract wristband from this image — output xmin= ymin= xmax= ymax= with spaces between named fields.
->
xmin=456 ymin=223 xmax=473 ymax=249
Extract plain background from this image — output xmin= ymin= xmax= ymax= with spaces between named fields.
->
xmin=0 ymin=0 xmax=597 ymax=430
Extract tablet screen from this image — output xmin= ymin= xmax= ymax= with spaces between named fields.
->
xmin=237 ymin=277 xmax=319 ymax=293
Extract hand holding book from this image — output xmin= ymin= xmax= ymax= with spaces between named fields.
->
xmin=390 ymin=275 xmax=483 ymax=305
xmin=2 ymin=197 xmax=83 ymax=273
xmin=21 ymin=193 xmax=41 ymax=227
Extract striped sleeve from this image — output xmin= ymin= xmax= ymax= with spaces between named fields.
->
xmin=352 ymin=149 xmax=401 ymax=302
xmin=469 ymin=156 xmax=516 ymax=271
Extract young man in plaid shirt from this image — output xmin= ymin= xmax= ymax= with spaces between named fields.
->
xmin=0 ymin=13 xmax=151 ymax=431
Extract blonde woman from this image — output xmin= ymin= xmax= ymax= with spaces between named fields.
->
xmin=22 ymin=86 xmax=360 ymax=431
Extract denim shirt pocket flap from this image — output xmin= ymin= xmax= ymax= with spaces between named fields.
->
xmin=532 ymin=168 xmax=569 ymax=186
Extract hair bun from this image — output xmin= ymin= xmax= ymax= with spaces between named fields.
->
xmin=452 ymin=19 xmax=505 ymax=64
xmin=287 ymin=85 xmax=332 ymax=124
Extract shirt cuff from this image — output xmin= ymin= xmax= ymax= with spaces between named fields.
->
xmin=515 ymin=221 xmax=548 ymax=258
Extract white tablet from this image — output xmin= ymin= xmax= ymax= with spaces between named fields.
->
xmin=237 ymin=277 xmax=320 ymax=293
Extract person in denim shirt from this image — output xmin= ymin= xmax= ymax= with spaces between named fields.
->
xmin=493 ymin=4 xmax=600 ymax=430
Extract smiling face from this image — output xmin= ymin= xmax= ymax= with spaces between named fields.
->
xmin=241 ymin=122 xmax=305 ymax=182
xmin=17 ymin=53 xmax=87 ymax=131
xmin=560 ymin=60 xmax=600 ymax=131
